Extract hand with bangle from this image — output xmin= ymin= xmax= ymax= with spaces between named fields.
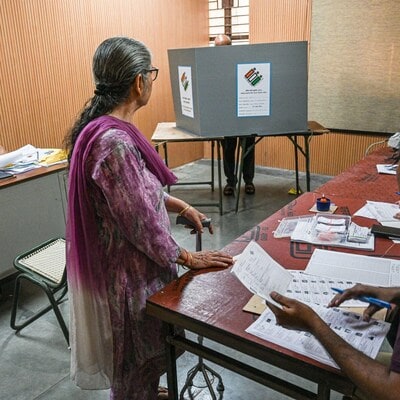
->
xmin=177 ymin=248 xmax=233 ymax=270
xmin=177 ymin=203 xmax=213 ymax=234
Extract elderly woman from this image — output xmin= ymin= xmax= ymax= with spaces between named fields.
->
xmin=64 ymin=37 xmax=233 ymax=400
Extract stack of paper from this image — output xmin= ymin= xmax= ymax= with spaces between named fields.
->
xmin=233 ymin=242 xmax=391 ymax=369
xmin=305 ymin=248 xmax=400 ymax=287
xmin=0 ymin=145 xmax=67 ymax=174
xmin=246 ymin=303 xmax=390 ymax=369
xmin=363 ymin=201 xmax=400 ymax=227
xmin=290 ymin=215 xmax=375 ymax=251
xmin=0 ymin=144 xmax=41 ymax=173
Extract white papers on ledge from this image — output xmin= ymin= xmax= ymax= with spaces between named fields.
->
xmin=231 ymin=240 xmax=292 ymax=306
xmin=0 ymin=145 xmax=67 ymax=174
xmin=0 ymin=144 xmax=39 ymax=170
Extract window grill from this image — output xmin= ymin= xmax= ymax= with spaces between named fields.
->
xmin=209 ymin=0 xmax=249 ymax=45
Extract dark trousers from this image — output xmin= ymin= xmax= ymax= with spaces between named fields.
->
xmin=223 ymin=136 xmax=255 ymax=186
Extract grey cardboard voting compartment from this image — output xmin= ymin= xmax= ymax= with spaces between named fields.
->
xmin=168 ymin=41 xmax=308 ymax=138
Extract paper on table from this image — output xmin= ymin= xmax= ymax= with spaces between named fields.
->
xmin=286 ymin=270 xmax=366 ymax=307
xmin=366 ymin=201 xmax=400 ymax=223
xmin=246 ymin=303 xmax=390 ymax=369
xmin=354 ymin=203 xmax=400 ymax=232
xmin=291 ymin=217 xmax=375 ymax=251
xmin=38 ymin=148 xmax=68 ymax=167
xmin=0 ymin=144 xmax=38 ymax=168
xmin=376 ymin=164 xmax=397 ymax=175
xmin=231 ymin=240 xmax=292 ymax=305
xmin=305 ymin=248 xmax=400 ymax=287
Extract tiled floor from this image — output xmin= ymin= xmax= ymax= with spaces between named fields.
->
xmin=0 ymin=160 xmax=339 ymax=400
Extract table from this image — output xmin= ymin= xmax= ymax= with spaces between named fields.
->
xmin=147 ymin=147 xmax=400 ymax=399
xmin=147 ymin=193 xmax=400 ymax=400
xmin=318 ymin=146 xmax=398 ymax=203
xmin=234 ymin=121 xmax=329 ymax=212
xmin=152 ymin=122 xmax=224 ymax=215
xmin=152 ymin=121 xmax=328 ymax=215
xmin=0 ymin=164 xmax=67 ymax=282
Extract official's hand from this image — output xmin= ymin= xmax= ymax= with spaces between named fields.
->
xmin=188 ymin=250 xmax=233 ymax=270
xmin=328 ymin=284 xmax=400 ymax=321
xmin=395 ymin=201 xmax=400 ymax=219
xmin=266 ymin=292 xmax=320 ymax=332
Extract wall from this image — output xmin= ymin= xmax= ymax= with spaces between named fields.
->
xmin=0 ymin=0 xmax=208 ymax=168
xmin=249 ymin=0 xmax=391 ymax=176
xmin=1 ymin=1 xmax=393 ymax=175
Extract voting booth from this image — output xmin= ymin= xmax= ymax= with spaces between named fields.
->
xmin=168 ymin=41 xmax=308 ymax=137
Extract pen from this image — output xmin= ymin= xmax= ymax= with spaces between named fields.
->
xmin=331 ymin=287 xmax=391 ymax=309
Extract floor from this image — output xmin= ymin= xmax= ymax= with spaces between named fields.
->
xmin=0 ymin=159 xmax=348 ymax=400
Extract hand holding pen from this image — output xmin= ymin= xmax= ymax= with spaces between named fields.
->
xmin=331 ymin=287 xmax=391 ymax=309
xmin=328 ymin=284 xmax=399 ymax=321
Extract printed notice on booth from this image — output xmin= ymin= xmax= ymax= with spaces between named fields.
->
xmin=237 ymin=63 xmax=270 ymax=117
xmin=178 ymin=66 xmax=194 ymax=118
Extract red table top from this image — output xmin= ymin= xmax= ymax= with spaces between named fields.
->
xmin=318 ymin=146 xmax=398 ymax=203
xmin=147 ymin=146 xmax=400 ymax=391
xmin=223 ymin=192 xmax=400 ymax=268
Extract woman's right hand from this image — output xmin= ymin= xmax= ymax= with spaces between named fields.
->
xmin=188 ymin=250 xmax=234 ymax=270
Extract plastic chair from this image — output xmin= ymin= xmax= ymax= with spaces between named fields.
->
xmin=10 ymin=237 xmax=69 ymax=345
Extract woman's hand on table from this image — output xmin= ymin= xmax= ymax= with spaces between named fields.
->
xmin=178 ymin=249 xmax=234 ymax=270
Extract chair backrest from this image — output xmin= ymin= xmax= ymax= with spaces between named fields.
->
xmin=15 ymin=238 xmax=66 ymax=285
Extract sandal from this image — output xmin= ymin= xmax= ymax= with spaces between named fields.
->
xmin=223 ymin=184 xmax=234 ymax=196
xmin=158 ymin=386 xmax=169 ymax=400
xmin=245 ymin=183 xmax=255 ymax=195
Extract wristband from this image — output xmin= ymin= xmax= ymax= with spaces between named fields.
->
xmin=187 ymin=252 xmax=193 ymax=268
xmin=178 ymin=205 xmax=191 ymax=216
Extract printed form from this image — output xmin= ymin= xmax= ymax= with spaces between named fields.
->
xmin=305 ymin=249 xmax=400 ymax=287
xmin=233 ymin=243 xmax=391 ymax=368
xmin=246 ymin=304 xmax=390 ymax=369
xmin=231 ymin=240 xmax=292 ymax=305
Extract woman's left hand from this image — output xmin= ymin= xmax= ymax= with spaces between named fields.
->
xmin=189 ymin=250 xmax=233 ymax=270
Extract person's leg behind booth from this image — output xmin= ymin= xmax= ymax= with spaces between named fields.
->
xmin=243 ymin=136 xmax=255 ymax=194
xmin=223 ymin=137 xmax=238 ymax=195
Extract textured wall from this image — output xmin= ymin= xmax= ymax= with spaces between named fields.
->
xmin=0 ymin=0 xmax=208 ymax=167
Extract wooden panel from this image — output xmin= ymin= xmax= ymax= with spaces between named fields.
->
xmin=0 ymin=0 xmax=208 ymax=167
xmin=254 ymin=132 xmax=389 ymax=176
xmin=250 ymin=0 xmax=311 ymax=43
xmin=242 ymin=0 xmax=391 ymax=177
xmin=309 ymin=0 xmax=400 ymax=133
xmin=2 ymin=1 xmax=391 ymax=175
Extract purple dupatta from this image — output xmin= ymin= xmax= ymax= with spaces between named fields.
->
xmin=66 ymin=115 xmax=177 ymax=389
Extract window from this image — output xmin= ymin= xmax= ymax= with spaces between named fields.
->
xmin=209 ymin=0 xmax=249 ymax=45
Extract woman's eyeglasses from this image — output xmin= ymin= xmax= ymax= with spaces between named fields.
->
xmin=144 ymin=67 xmax=159 ymax=81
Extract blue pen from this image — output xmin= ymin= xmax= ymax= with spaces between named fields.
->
xmin=331 ymin=287 xmax=391 ymax=309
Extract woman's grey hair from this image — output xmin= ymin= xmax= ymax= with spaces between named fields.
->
xmin=64 ymin=37 xmax=152 ymax=159
xmin=93 ymin=36 xmax=152 ymax=99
